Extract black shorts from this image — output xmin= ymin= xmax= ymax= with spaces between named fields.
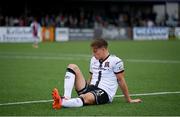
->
xmin=77 ymin=84 xmax=110 ymax=105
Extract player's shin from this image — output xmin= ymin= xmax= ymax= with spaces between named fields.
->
xmin=63 ymin=68 xmax=75 ymax=99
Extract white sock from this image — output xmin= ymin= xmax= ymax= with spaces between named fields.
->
xmin=63 ymin=71 xmax=75 ymax=99
xmin=62 ymin=98 xmax=83 ymax=107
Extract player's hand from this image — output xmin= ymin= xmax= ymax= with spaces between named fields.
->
xmin=128 ymin=98 xmax=142 ymax=103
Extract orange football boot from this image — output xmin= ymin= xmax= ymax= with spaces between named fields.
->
xmin=52 ymin=88 xmax=62 ymax=109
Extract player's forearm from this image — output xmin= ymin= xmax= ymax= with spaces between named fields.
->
xmin=119 ymin=79 xmax=131 ymax=102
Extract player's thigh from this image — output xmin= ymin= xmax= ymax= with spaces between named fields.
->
xmin=68 ymin=64 xmax=86 ymax=91
xmin=80 ymin=92 xmax=95 ymax=105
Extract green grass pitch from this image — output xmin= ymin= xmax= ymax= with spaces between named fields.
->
xmin=0 ymin=40 xmax=180 ymax=116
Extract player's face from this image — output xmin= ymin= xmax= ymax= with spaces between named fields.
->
xmin=92 ymin=47 xmax=105 ymax=60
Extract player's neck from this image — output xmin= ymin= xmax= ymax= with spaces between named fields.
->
xmin=101 ymin=51 xmax=109 ymax=61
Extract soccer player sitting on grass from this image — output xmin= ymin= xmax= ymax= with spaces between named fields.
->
xmin=52 ymin=38 xmax=142 ymax=109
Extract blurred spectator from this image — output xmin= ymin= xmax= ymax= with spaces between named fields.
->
xmin=30 ymin=18 xmax=40 ymax=48
xmin=147 ymin=19 xmax=154 ymax=27
xmin=0 ymin=3 xmax=179 ymax=28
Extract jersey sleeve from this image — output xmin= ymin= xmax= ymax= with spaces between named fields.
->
xmin=113 ymin=57 xmax=124 ymax=74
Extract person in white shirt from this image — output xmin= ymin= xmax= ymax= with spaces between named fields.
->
xmin=30 ymin=18 xmax=40 ymax=48
xmin=52 ymin=38 xmax=142 ymax=109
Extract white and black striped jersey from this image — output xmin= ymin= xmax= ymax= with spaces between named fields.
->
xmin=89 ymin=55 xmax=124 ymax=102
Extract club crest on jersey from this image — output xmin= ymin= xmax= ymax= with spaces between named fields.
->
xmin=104 ymin=62 xmax=109 ymax=67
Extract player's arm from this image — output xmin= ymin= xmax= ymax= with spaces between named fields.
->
xmin=88 ymin=57 xmax=93 ymax=85
xmin=87 ymin=73 xmax=92 ymax=85
xmin=116 ymin=72 xmax=142 ymax=103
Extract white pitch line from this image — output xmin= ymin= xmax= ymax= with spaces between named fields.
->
xmin=0 ymin=55 xmax=90 ymax=61
xmin=126 ymin=59 xmax=180 ymax=64
xmin=0 ymin=99 xmax=53 ymax=106
xmin=0 ymin=52 xmax=91 ymax=58
xmin=114 ymin=91 xmax=180 ymax=97
xmin=0 ymin=91 xmax=180 ymax=106
xmin=0 ymin=54 xmax=180 ymax=64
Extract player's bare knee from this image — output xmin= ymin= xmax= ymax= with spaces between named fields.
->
xmin=68 ymin=64 xmax=79 ymax=72
xmin=68 ymin=64 xmax=78 ymax=69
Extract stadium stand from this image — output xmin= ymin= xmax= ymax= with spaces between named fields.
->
xmin=0 ymin=1 xmax=179 ymax=28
